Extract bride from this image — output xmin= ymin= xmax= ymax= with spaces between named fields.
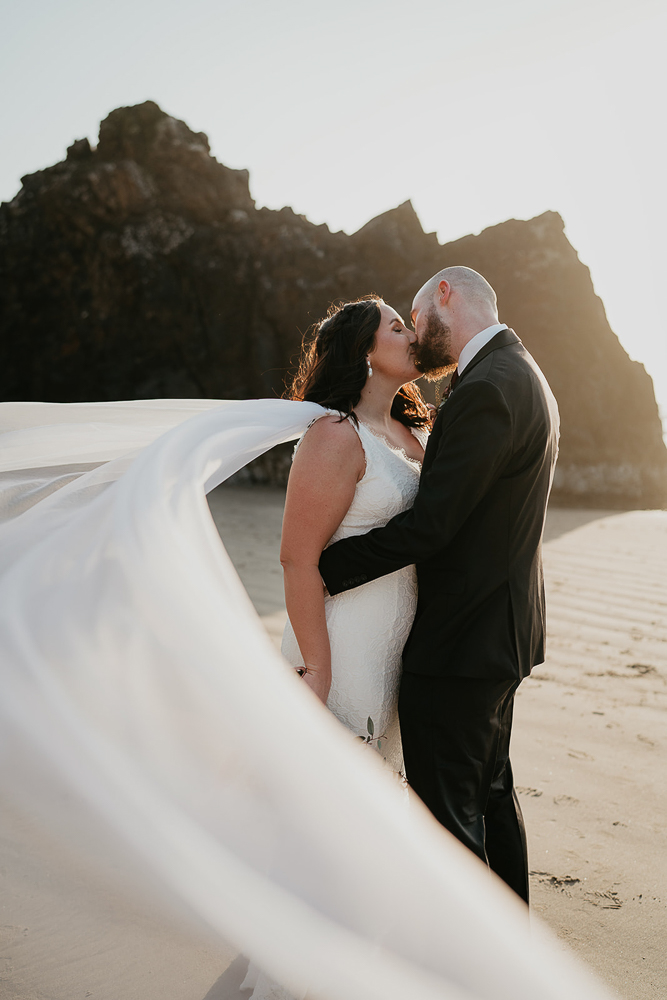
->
xmin=280 ymin=295 xmax=429 ymax=771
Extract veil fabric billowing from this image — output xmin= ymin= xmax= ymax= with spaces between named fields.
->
xmin=0 ymin=397 xmax=611 ymax=1000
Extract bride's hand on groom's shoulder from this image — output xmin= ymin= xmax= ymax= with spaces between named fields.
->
xmin=426 ymin=403 xmax=437 ymax=429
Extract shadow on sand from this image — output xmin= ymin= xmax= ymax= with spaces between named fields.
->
xmin=202 ymin=955 xmax=251 ymax=1000
xmin=542 ymin=506 xmax=628 ymax=544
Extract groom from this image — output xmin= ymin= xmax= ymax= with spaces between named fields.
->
xmin=319 ymin=267 xmax=559 ymax=902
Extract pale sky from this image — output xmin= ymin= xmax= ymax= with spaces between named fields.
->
xmin=2 ymin=0 xmax=666 ymax=423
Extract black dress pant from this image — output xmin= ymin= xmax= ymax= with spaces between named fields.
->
xmin=398 ymin=673 xmax=529 ymax=902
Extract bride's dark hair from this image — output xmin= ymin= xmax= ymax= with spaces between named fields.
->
xmin=285 ymin=295 xmax=430 ymax=427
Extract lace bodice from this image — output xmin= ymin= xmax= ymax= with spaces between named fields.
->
xmin=281 ymin=414 xmax=427 ymax=768
xmin=327 ymin=419 xmax=426 ymax=544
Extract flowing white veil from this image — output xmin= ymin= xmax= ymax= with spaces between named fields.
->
xmin=0 ymin=397 xmax=611 ymax=1000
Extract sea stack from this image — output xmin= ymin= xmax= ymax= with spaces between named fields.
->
xmin=1 ymin=101 xmax=665 ymax=507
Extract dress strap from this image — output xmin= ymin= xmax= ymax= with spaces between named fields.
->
xmin=291 ymin=411 xmax=339 ymax=456
xmin=410 ymin=425 xmax=430 ymax=452
xmin=291 ymin=412 xmax=367 ymax=480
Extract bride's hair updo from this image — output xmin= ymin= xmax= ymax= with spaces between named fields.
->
xmin=285 ymin=295 xmax=430 ymax=427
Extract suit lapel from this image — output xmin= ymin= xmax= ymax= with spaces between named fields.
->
xmin=433 ymin=327 xmax=521 ymax=434
xmin=422 ymin=415 xmax=443 ymax=474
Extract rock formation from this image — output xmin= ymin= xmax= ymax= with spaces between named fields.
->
xmin=1 ymin=101 xmax=665 ymax=507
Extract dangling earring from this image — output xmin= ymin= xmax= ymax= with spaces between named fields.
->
xmin=366 ymin=356 xmax=373 ymax=377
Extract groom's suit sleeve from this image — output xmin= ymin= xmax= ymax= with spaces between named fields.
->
xmin=319 ymin=378 xmax=513 ymax=596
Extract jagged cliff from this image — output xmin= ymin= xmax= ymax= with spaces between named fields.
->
xmin=1 ymin=101 xmax=665 ymax=507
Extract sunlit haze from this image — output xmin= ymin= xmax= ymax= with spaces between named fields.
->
xmin=2 ymin=0 xmax=666 ymax=424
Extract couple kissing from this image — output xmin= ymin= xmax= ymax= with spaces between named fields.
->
xmin=280 ymin=265 xmax=559 ymax=905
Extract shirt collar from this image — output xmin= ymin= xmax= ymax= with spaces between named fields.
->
xmin=457 ymin=324 xmax=508 ymax=375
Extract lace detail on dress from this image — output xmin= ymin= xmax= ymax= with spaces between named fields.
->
xmin=282 ymin=415 xmax=427 ymax=775
xmin=355 ymin=420 xmax=424 ymax=475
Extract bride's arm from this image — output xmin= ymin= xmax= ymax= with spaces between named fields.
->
xmin=280 ymin=416 xmax=365 ymax=704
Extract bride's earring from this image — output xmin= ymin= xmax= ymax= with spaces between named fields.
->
xmin=366 ymin=356 xmax=373 ymax=378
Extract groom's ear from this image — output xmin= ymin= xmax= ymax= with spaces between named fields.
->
xmin=438 ymin=279 xmax=452 ymax=304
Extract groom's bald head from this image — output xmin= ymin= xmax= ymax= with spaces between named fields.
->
xmin=413 ymin=266 xmax=498 ymax=315
xmin=410 ymin=266 xmax=500 ymax=376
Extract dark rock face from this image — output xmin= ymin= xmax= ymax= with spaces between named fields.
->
xmin=1 ymin=101 xmax=665 ymax=507
xmin=435 ymin=217 xmax=667 ymax=508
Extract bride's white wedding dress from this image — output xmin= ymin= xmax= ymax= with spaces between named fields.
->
xmin=282 ymin=416 xmax=428 ymax=774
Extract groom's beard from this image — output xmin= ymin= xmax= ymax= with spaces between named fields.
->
xmin=412 ymin=307 xmax=458 ymax=382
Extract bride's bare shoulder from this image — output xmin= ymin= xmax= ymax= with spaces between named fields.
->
xmin=304 ymin=413 xmax=358 ymax=441
xmin=293 ymin=414 xmax=364 ymax=474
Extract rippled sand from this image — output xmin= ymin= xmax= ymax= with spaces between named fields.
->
xmin=515 ymin=508 xmax=667 ymax=999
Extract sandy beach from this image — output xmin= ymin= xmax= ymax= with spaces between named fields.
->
xmin=1 ymin=487 xmax=665 ymax=999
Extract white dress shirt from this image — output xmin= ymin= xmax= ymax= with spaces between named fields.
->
xmin=457 ymin=323 xmax=508 ymax=375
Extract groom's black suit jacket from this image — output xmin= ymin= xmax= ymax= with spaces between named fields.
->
xmin=319 ymin=329 xmax=560 ymax=681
